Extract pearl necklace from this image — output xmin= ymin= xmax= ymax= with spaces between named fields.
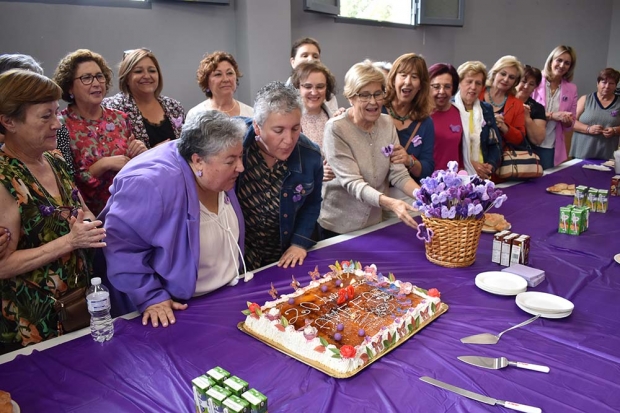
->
xmin=486 ymin=88 xmax=507 ymax=108
xmin=214 ymin=99 xmax=238 ymax=115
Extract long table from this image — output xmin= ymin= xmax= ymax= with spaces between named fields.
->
xmin=1 ymin=160 xmax=619 ymax=412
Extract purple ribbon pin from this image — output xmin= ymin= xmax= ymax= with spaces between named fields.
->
xmin=449 ymin=124 xmax=461 ymax=133
xmin=412 ymin=135 xmax=422 ymax=147
xmin=381 ymin=144 xmax=394 ymax=157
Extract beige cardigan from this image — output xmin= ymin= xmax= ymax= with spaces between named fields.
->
xmin=318 ymin=111 xmax=412 ymax=234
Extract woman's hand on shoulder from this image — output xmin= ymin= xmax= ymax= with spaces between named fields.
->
xmin=0 ymin=227 xmax=10 ymax=260
xmin=126 ymin=134 xmax=147 ymax=158
xmin=332 ymin=107 xmax=346 ymax=117
xmin=390 ymin=145 xmax=410 ymax=166
xmin=323 ymin=159 xmax=335 ymax=182
xmin=67 ymin=209 xmax=106 ymax=250
xmin=142 ymin=299 xmax=189 ymax=328
xmin=278 ymin=245 xmax=307 ymax=269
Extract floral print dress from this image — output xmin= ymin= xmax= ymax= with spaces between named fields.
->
xmin=0 ymin=150 xmax=90 ymax=348
xmin=60 ymin=105 xmax=132 ymax=215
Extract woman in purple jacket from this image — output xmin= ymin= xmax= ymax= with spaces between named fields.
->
xmin=101 ymin=111 xmax=247 ymax=328
xmin=531 ymin=45 xmax=578 ymax=169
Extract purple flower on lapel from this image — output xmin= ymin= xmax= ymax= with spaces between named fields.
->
xmin=381 ymin=144 xmax=394 ymax=157
xmin=481 ymin=119 xmax=486 ymax=128
xmin=562 ymin=96 xmax=568 ymax=102
xmin=449 ymin=124 xmax=461 ymax=133
xmin=611 ymin=110 xmax=618 ymax=117
xmin=224 ymin=194 xmax=230 ymax=204
xmin=105 ymin=122 xmax=115 ymax=132
xmin=39 ymin=205 xmax=55 ymax=217
xmin=171 ymin=116 xmax=183 ymax=129
xmin=412 ymin=135 xmax=422 ymax=147
xmin=292 ymin=184 xmax=304 ymax=202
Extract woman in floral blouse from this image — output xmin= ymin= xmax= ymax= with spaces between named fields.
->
xmin=0 ymin=70 xmax=106 ymax=352
xmin=54 ymin=49 xmax=146 ymax=215
xmin=103 ymin=49 xmax=185 ymax=148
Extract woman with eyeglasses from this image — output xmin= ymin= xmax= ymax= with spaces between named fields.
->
xmin=531 ymin=45 xmax=578 ymax=169
xmin=428 ymin=63 xmax=463 ymax=171
xmin=187 ymin=51 xmax=253 ymax=122
xmin=103 ymin=48 xmax=185 ymax=149
xmin=54 ymin=49 xmax=146 ymax=215
xmin=318 ymin=60 xmax=419 ymax=238
xmin=0 ymin=70 xmax=106 ymax=352
xmin=569 ymin=68 xmax=620 ymax=160
xmin=382 ymin=53 xmax=434 ymax=181
xmin=480 ymin=56 xmax=526 ymax=152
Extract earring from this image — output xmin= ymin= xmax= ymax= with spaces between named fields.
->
xmin=255 ymin=135 xmax=261 ymax=142
xmin=206 ymin=89 xmax=210 ymax=94
xmin=196 ymin=170 xmax=203 ymax=177
xmin=69 ymin=94 xmax=74 ymax=100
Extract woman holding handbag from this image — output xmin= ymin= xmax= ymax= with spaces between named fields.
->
xmin=0 ymin=70 xmax=106 ymax=353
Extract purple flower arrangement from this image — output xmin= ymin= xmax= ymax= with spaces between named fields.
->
xmin=413 ymin=161 xmax=507 ymax=241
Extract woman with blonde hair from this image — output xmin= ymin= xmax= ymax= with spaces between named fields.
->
xmin=453 ymin=61 xmax=502 ymax=179
xmin=531 ymin=45 xmax=578 ymax=168
xmin=481 ymin=55 xmax=526 ymax=149
xmin=187 ymin=51 xmax=253 ymax=122
xmin=318 ymin=60 xmax=419 ymax=238
xmin=103 ymin=48 xmax=185 ymax=148
xmin=54 ymin=49 xmax=146 ymax=215
xmin=0 ymin=69 xmax=105 ymax=351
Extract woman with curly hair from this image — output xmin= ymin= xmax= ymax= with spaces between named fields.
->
xmin=186 ymin=51 xmax=253 ymax=122
xmin=54 ymin=49 xmax=146 ymax=215
xmin=103 ymin=48 xmax=185 ymax=149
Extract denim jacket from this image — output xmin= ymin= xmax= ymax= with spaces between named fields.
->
xmin=239 ymin=117 xmax=323 ymax=251
xmin=479 ymin=101 xmax=503 ymax=172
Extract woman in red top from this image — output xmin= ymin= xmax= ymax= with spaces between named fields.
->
xmin=480 ymin=56 xmax=526 ymax=149
xmin=428 ymin=63 xmax=463 ymax=171
xmin=54 ymin=50 xmax=146 ymax=214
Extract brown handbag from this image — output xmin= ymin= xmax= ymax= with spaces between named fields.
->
xmin=24 ymin=280 xmax=90 ymax=335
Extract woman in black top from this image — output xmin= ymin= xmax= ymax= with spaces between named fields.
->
xmin=515 ymin=65 xmax=547 ymax=147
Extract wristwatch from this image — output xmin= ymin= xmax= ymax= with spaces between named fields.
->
xmin=409 ymin=156 xmax=416 ymax=169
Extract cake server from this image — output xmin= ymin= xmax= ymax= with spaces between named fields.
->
xmin=420 ymin=376 xmax=541 ymax=413
xmin=458 ymin=356 xmax=550 ymax=373
xmin=460 ymin=314 xmax=540 ymax=344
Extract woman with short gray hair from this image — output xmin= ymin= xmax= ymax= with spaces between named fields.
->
xmin=101 ymin=111 xmax=248 ymax=328
xmin=237 ymin=81 xmax=323 ymax=270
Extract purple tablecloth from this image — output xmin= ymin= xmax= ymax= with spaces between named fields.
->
xmin=2 ymin=161 xmax=619 ymax=412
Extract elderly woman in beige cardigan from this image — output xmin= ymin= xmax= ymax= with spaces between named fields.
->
xmin=318 ymin=60 xmax=419 ymax=238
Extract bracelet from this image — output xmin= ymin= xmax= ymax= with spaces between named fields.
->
xmin=586 ymin=125 xmax=591 ymax=134
xmin=408 ymin=155 xmax=416 ymax=169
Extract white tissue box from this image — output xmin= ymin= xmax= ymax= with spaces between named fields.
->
xmin=502 ymin=263 xmax=545 ymax=287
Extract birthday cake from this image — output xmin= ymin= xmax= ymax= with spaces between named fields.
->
xmin=242 ymin=261 xmax=444 ymax=376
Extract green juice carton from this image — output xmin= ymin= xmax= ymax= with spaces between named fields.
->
xmin=206 ymin=385 xmax=232 ymax=413
xmin=206 ymin=366 xmax=231 ymax=385
xmin=574 ymin=185 xmax=588 ymax=206
xmin=192 ymin=375 xmax=215 ymax=413
xmin=223 ymin=376 xmax=249 ymax=397
xmin=597 ymin=189 xmax=609 ymax=213
xmin=575 ymin=207 xmax=589 ymax=232
xmin=568 ymin=209 xmax=584 ymax=235
xmin=222 ymin=395 xmax=251 ymax=413
xmin=586 ymin=189 xmax=598 ymax=211
xmin=558 ymin=206 xmax=572 ymax=234
xmin=241 ymin=389 xmax=268 ymax=413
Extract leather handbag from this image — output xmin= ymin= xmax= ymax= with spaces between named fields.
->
xmin=497 ymin=143 xmax=543 ymax=180
xmin=24 ymin=280 xmax=90 ymax=335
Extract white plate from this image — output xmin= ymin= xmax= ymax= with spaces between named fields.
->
xmin=614 ymin=254 xmax=620 ymax=265
xmin=582 ymin=164 xmax=612 ymax=171
xmin=475 ymin=271 xmax=528 ymax=296
xmin=12 ymin=400 xmax=20 ymax=413
xmin=516 ymin=300 xmax=572 ymax=319
xmin=516 ymin=292 xmax=574 ymax=314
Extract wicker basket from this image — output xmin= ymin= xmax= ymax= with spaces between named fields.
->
xmin=421 ymin=216 xmax=484 ymax=268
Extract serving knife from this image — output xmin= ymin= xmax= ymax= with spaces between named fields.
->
xmin=458 ymin=356 xmax=550 ymax=373
xmin=420 ymin=376 xmax=541 ymax=413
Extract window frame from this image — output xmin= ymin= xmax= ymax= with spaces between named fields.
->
xmin=303 ymin=0 xmax=340 ymax=15
xmin=415 ymin=0 xmax=465 ymax=27
xmin=0 ymin=0 xmax=151 ymax=9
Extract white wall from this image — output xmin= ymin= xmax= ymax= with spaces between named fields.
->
xmin=0 ymin=0 xmax=617 ymax=111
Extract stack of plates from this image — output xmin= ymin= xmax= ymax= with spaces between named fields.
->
xmin=475 ymin=271 xmax=528 ymax=296
xmin=516 ymin=292 xmax=574 ymax=318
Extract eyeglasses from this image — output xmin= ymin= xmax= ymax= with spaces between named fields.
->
xmin=354 ymin=91 xmax=386 ymax=102
xmin=74 ymin=73 xmax=106 ymax=85
xmin=300 ymin=83 xmax=326 ymax=92
xmin=55 ymin=206 xmax=79 ymax=221
xmin=123 ymin=48 xmax=152 ymax=60
xmin=430 ymin=84 xmax=453 ymax=92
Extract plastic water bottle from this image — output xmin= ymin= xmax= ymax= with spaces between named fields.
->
xmin=86 ymin=277 xmax=114 ymax=342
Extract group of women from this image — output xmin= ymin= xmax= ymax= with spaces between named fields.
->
xmin=1 ymin=40 xmax=619 ymax=351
